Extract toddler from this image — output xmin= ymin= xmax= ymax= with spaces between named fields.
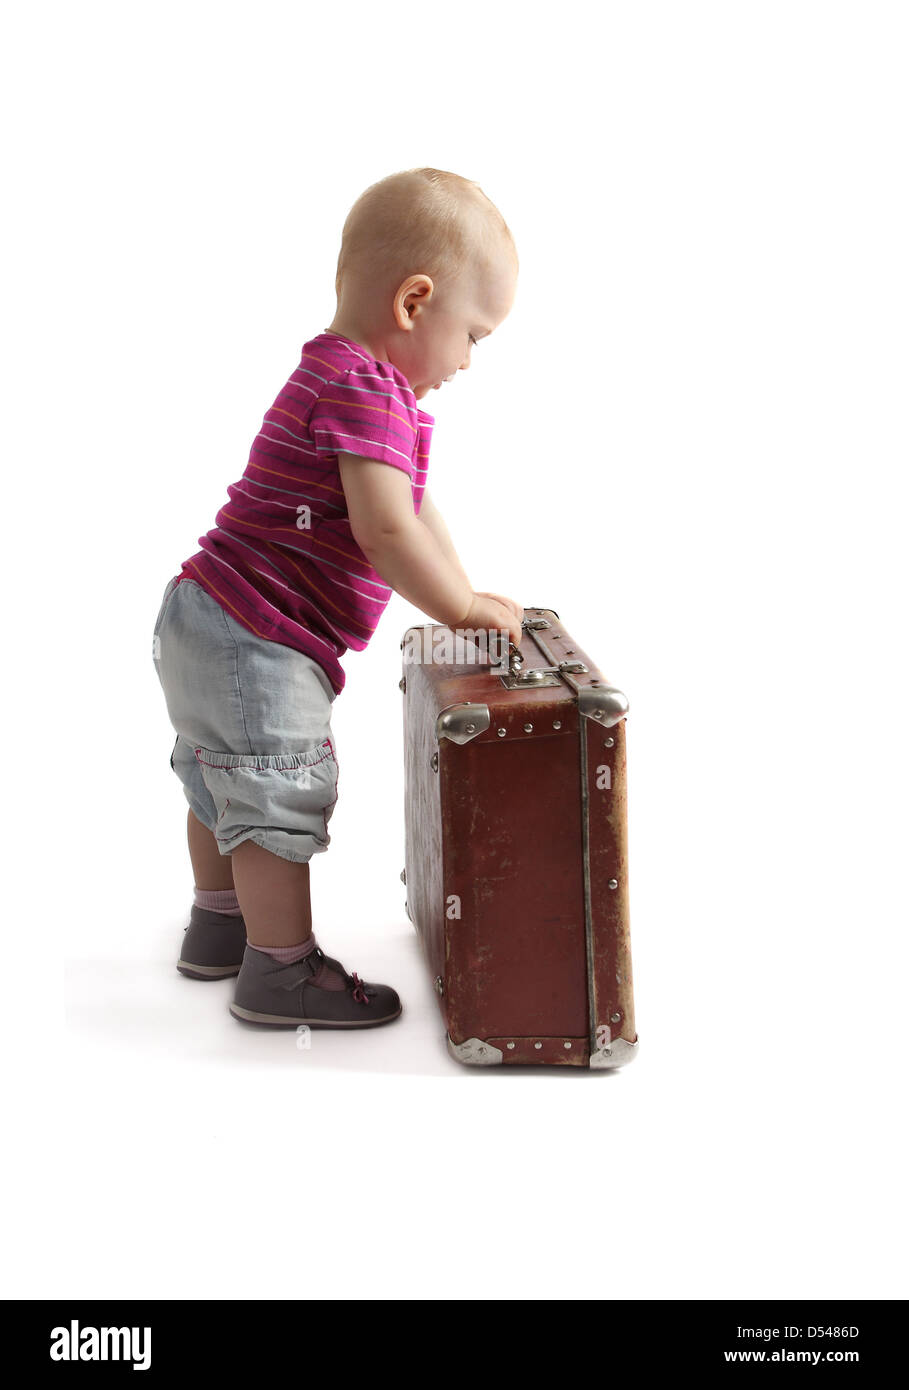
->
xmin=152 ymin=167 xmax=523 ymax=1030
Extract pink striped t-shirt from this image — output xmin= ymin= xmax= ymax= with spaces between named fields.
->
xmin=177 ymin=331 xmax=433 ymax=695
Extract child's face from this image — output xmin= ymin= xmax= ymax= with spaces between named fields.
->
xmin=395 ymin=254 xmax=517 ymax=401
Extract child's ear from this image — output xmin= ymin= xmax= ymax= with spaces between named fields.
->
xmin=395 ymin=275 xmax=434 ymax=328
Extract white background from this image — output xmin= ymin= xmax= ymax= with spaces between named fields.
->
xmin=3 ymin=0 xmax=906 ymax=1301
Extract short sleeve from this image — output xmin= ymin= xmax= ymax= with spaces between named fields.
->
xmin=309 ymin=361 xmax=420 ymax=476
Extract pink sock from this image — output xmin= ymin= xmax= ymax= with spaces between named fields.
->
xmin=253 ymin=936 xmax=319 ymax=964
xmin=194 ymin=886 xmax=243 ymax=917
xmin=250 ymin=935 xmax=347 ymax=991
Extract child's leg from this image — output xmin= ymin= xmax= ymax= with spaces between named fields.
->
xmin=187 ymin=810 xmax=312 ymax=946
xmin=187 ymin=809 xmax=234 ymax=891
xmin=229 ymin=843 xmax=345 ymax=990
xmin=230 ymin=838 xmax=313 ymax=948
xmin=228 ymin=840 xmax=349 ymax=990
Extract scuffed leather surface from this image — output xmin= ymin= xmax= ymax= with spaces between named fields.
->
xmin=442 ymin=734 xmax=587 ymax=1042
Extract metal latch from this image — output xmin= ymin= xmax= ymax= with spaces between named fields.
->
xmin=505 ymin=644 xmax=588 ymax=685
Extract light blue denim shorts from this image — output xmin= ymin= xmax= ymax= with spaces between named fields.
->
xmin=152 ymin=576 xmax=339 ymax=864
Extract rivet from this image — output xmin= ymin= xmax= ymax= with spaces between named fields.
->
xmin=552 ymin=720 xmax=561 ymax=730
xmin=604 ymin=736 xmax=614 ymax=747
xmin=466 ymin=723 xmax=475 ymax=733
xmin=591 ymin=679 xmax=600 ymax=686
xmin=478 ymin=1046 xmax=486 ymax=1055
xmin=565 ymin=649 xmax=575 ymax=655
xmin=608 ymin=878 xmax=618 ymax=889
xmin=604 ymin=1048 xmax=612 ymax=1057
xmin=523 ymin=723 xmax=533 ymax=733
xmin=534 ymin=1042 xmax=542 ymax=1050
xmin=506 ymin=1041 xmax=515 ymax=1049
xmin=610 ymin=1012 xmax=621 ymax=1024
xmin=430 ymin=752 xmax=439 ymax=772
xmin=497 ymin=728 xmax=507 ymax=737
xmin=564 ymin=1041 xmax=572 ymax=1049
xmin=594 ymin=709 xmax=604 ymax=719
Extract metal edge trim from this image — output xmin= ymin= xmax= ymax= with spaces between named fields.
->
xmin=578 ymin=699 xmax=598 ymax=1060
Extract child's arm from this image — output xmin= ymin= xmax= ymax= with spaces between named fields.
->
xmin=416 ymin=490 xmax=472 ymax=590
xmin=417 ymin=495 xmax=523 ymax=627
xmin=338 ymin=453 xmax=522 ymax=644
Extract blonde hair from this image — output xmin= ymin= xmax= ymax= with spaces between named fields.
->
xmin=334 ymin=167 xmax=517 ymax=297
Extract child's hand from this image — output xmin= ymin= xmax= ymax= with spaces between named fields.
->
xmin=473 ymin=592 xmax=524 ymax=627
xmin=463 ymin=593 xmax=523 ymax=649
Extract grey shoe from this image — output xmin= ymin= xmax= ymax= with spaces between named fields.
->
xmin=229 ymin=944 xmax=402 ymax=1029
xmin=177 ymin=905 xmax=247 ymax=980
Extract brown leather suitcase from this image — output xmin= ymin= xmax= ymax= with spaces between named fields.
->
xmin=400 ymin=607 xmax=638 ymax=1069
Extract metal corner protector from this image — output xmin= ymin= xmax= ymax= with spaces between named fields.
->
xmin=577 ymin=685 xmax=629 ymax=726
xmin=447 ymin=1036 xmax=504 ymax=1066
xmin=435 ymin=703 xmax=491 ymax=745
xmin=589 ymin=1037 xmax=639 ymax=1069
